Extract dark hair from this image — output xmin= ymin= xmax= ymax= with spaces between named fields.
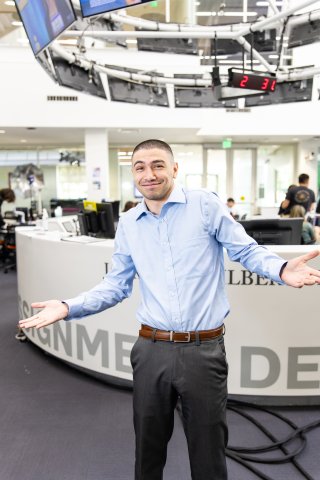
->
xmin=227 ymin=197 xmax=235 ymax=203
xmin=132 ymin=139 xmax=174 ymax=160
xmin=122 ymin=201 xmax=135 ymax=212
xmin=298 ymin=173 xmax=309 ymax=184
xmin=0 ymin=188 xmax=15 ymax=203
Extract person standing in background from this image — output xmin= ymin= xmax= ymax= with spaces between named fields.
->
xmin=281 ymin=174 xmax=316 ymax=214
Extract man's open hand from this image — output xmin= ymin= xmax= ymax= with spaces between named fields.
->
xmin=281 ymin=250 xmax=320 ymax=288
xmin=19 ymin=300 xmax=69 ymax=330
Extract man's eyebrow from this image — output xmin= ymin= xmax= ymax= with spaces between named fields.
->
xmin=132 ymin=160 xmax=144 ymax=167
xmin=132 ymin=159 xmax=166 ymax=167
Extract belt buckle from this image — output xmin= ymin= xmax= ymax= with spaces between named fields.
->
xmin=170 ymin=331 xmax=191 ymax=342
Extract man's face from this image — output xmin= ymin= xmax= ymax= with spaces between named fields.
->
xmin=132 ymin=148 xmax=178 ymax=202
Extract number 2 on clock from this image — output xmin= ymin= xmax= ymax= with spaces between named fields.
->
xmin=240 ymin=75 xmax=249 ymax=87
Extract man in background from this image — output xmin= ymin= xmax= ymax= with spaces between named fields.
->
xmin=281 ymin=173 xmax=316 ymax=214
xmin=226 ymin=197 xmax=239 ymax=220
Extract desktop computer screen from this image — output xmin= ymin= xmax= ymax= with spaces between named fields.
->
xmin=239 ymin=218 xmax=303 ymax=245
xmin=78 ymin=203 xmax=115 ymax=239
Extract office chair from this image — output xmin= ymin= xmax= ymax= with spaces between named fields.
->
xmin=2 ymin=226 xmax=16 ymax=274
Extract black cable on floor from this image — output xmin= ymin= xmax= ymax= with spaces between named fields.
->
xmin=176 ymin=398 xmax=320 ymax=480
xmin=227 ymin=399 xmax=320 ymax=480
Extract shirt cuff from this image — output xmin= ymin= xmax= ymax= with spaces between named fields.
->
xmin=62 ymin=296 xmax=85 ymax=320
xmin=279 ymin=261 xmax=288 ymax=281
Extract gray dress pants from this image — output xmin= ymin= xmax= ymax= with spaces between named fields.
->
xmin=130 ymin=334 xmax=229 ymax=480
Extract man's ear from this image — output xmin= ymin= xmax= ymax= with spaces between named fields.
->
xmin=173 ymin=162 xmax=178 ymax=179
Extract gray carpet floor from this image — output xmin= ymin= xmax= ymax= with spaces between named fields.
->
xmin=1 ymin=270 xmax=320 ymax=480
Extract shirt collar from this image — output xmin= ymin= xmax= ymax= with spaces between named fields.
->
xmin=134 ymin=184 xmax=187 ymax=221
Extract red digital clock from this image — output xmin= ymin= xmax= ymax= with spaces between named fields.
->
xmin=228 ymin=68 xmax=277 ymax=92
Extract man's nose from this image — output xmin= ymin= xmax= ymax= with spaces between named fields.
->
xmin=144 ymin=168 xmax=156 ymax=179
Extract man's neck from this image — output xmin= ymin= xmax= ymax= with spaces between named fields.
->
xmin=144 ymin=199 xmax=165 ymax=216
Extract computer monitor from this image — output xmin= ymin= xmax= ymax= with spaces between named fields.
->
xmin=239 ymin=218 xmax=303 ymax=245
xmin=79 ymin=0 xmax=152 ymax=18
xmin=15 ymin=0 xmax=76 ymax=56
xmin=77 ymin=213 xmax=89 ymax=236
xmin=96 ymin=202 xmax=115 ymax=239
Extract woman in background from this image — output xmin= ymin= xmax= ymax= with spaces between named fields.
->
xmin=289 ymin=205 xmax=319 ymax=244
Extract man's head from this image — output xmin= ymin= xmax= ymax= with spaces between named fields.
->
xmin=0 ymin=188 xmax=15 ymax=203
xmin=298 ymin=173 xmax=309 ymax=185
xmin=227 ymin=198 xmax=235 ymax=208
xmin=131 ymin=139 xmax=178 ymax=203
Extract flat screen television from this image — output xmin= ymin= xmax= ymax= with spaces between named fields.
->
xmin=79 ymin=0 xmax=152 ymax=18
xmin=15 ymin=0 xmax=76 ymax=56
xmin=245 ymin=79 xmax=313 ymax=107
xmin=51 ymin=56 xmax=107 ymax=99
xmin=108 ymin=76 xmax=169 ymax=106
xmin=239 ymin=218 xmax=303 ymax=245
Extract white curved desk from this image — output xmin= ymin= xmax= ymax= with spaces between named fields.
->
xmin=16 ymin=227 xmax=320 ymax=405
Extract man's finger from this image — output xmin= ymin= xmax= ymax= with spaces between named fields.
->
xmin=301 ymin=249 xmax=320 ymax=263
xmin=31 ymin=302 xmax=48 ymax=309
xmin=307 ymin=267 xmax=320 ymax=278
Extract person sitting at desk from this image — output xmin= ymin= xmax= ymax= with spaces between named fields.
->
xmin=0 ymin=188 xmax=16 ymax=228
xmin=289 ymin=205 xmax=319 ymax=244
xmin=226 ymin=197 xmax=239 ymax=220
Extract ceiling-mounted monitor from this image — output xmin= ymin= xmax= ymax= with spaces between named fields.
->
xmin=175 ymin=87 xmax=234 ymax=108
xmin=244 ymin=79 xmax=313 ymax=107
xmin=210 ymin=38 xmax=243 ymax=56
xmin=288 ymin=18 xmax=320 ymax=48
xmin=79 ymin=0 xmax=152 ymax=18
xmin=51 ymin=56 xmax=107 ymax=99
xmin=137 ymin=36 xmax=198 ymax=55
xmin=15 ymin=0 xmax=76 ymax=56
xmin=108 ymin=76 xmax=169 ymax=107
xmin=244 ymin=29 xmax=277 ymax=52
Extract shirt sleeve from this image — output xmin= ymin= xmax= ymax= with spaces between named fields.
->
xmin=202 ymin=192 xmax=287 ymax=284
xmin=64 ymin=219 xmax=137 ymax=320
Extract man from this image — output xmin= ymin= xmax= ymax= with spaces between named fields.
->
xmin=281 ymin=173 xmax=316 ymax=214
xmin=226 ymin=197 xmax=239 ymax=220
xmin=19 ymin=140 xmax=320 ymax=480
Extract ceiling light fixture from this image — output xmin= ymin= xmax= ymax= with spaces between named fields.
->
xmin=196 ymin=11 xmax=257 ymax=16
xmin=256 ymin=1 xmax=282 ymax=5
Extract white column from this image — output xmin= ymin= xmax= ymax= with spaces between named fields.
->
xmin=85 ymin=129 xmax=110 ymax=201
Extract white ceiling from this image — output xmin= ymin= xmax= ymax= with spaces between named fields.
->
xmin=0 ymin=126 xmax=315 ymax=150
xmin=0 ymin=0 xmax=319 ymax=150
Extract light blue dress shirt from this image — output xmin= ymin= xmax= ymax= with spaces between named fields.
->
xmin=65 ymin=185 xmax=286 ymax=331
